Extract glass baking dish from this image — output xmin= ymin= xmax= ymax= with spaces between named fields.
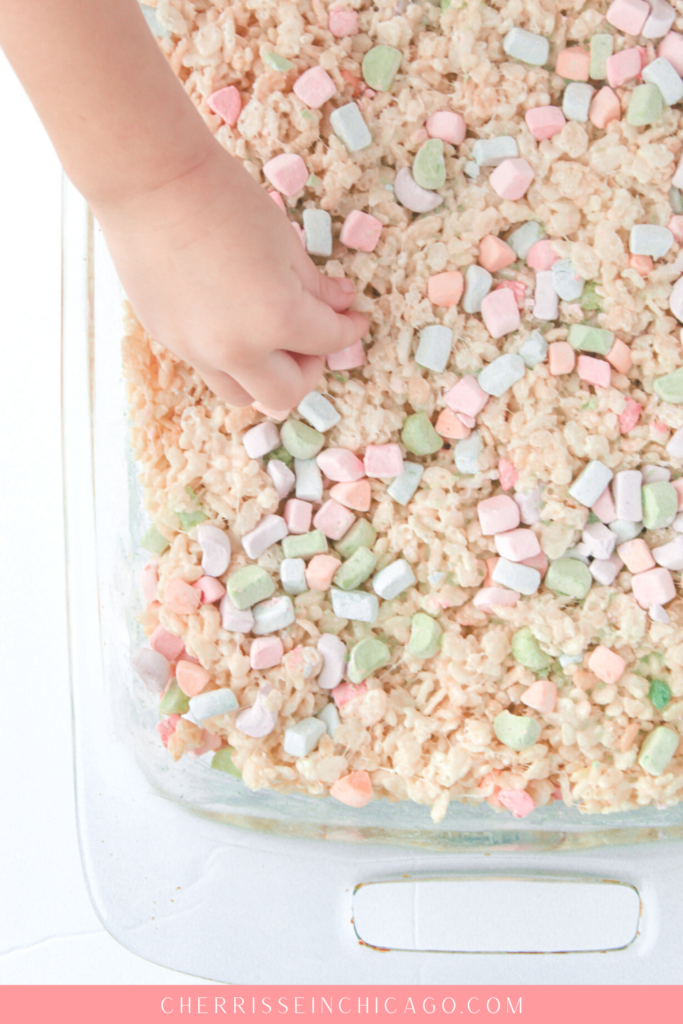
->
xmin=62 ymin=179 xmax=683 ymax=855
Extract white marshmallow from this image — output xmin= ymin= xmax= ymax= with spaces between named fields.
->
xmin=514 ymin=487 xmax=543 ymax=524
xmin=563 ymin=83 xmax=594 ymax=122
xmin=197 ymin=523 xmax=231 ymax=577
xmin=652 ymin=536 xmax=683 ymax=570
xmin=613 ymin=470 xmax=643 ymax=522
xmin=303 ymin=209 xmax=333 ymax=257
xmin=280 ymin=557 xmax=307 ymax=595
xmin=609 ymin=519 xmax=643 ymax=544
xmin=454 ymin=431 xmax=484 ymax=474
xmin=642 ymin=57 xmax=683 ymax=105
xmin=251 ymin=595 xmax=295 ymax=634
xmin=629 ymin=224 xmax=674 ymax=259
xmin=568 ymin=461 xmax=613 ymax=507
xmin=242 ymin=514 xmax=288 ymax=559
xmin=462 ymin=265 xmax=492 ymax=313
xmin=502 ymin=28 xmax=549 ymax=66
xmin=492 ymin=557 xmax=541 ymax=595
xmin=242 ymin=421 xmax=281 ymax=459
xmin=641 ymin=466 xmax=671 ymax=483
xmin=372 ymin=558 xmax=416 ymax=600
xmin=552 ymin=258 xmax=585 ymax=301
xmin=297 ymin=391 xmax=340 ymax=432
xmin=533 ymin=270 xmax=559 ymax=320
xmin=673 ymin=512 xmax=683 ymax=533
xmin=463 ymin=161 xmax=480 ymax=178
xmin=589 ymin=554 xmax=624 ymax=586
xmin=643 ymin=0 xmax=676 ymax=38
xmin=317 ymin=633 xmax=348 ymax=689
xmin=478 ymin=353 xmax=526 ymax=397
xmin=329 ymin=102 xmax=372 ymax=152
xmin=471 ymin=136 xmax=519 ymax=166
xmin=394 ymin=167 xmax=443 ymax=213
xmin=236 ymin=692 xmax=278 ymax=737
xmin=519 ymin=330 xmax=548 ymax=368
xmin=666 ymin=428 xmax=683 ymax=459
xmin=650 ymin=603 xmax=671 ymax=623
xmin=189 ymin=688 xmax=238 ymax=724
xmin=267 ymin=459 xmax=296 ymax=499
xmin=415 ymin=325 xmax=453 ymax=372
xmin=316 ymin=702 xmax=340 ymax=738
xmin=581 ymin=522 xmax=617 ymax=560
xmin=387 ymin=462 xmax=424 ymax=505
xmin=330 ymin=588 xmax=379 ymax=622
xmin=220 ymin=593 xmax=255 ymax=633
xmin=284 ymin=717 xmax=327 ymax=756
xmin=295 ymin=458 xmax=323 ymax=502
xmin=132 ymin=647 xmax=171 ymax=693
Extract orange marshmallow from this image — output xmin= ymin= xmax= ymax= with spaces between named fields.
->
xmin=479 ymin=235 xmax=516 ymax=273
xmin=555 ymin=48 xmax=591 ymax=82
xmin=629 ymin=254 xmax=653 ymax=276
xmin=587 ymin=645 xmax=626 ymax=686
xmin=606 ymin=339 xmax=632 ymax=374
xmin=548 ymin=341 xmax=576 ymax=376
xmin=617 ymin=538 xmax=655 ymax=574
xmin=589 ymin=86 xmax=621 ymax=129
xmin=329 ymin=480 xmax=372 ymax=511
xmin=483 ymin=557 xmax=499 ymax=587
xmin=305 ymin=554 xmax=342 ymax=591
xmin=176 ymin=660 xmax=211 ymax=697
xmin=435 ymin=408 xmax=471 ymax=439
xmin=330 ymin=770 xmax=374 ymax=808
xmin=427 ymin=270 xmax=464 ymax=307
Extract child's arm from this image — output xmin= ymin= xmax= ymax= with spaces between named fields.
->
xmin=0 ymin=0 xmax=367 ymax=405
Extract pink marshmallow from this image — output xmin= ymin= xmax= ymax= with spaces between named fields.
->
xmin=525 ymin=105 xmax=566 ymax=141
xmin=618 ymin=538 xmax=656 ymax=574
xmin=427 ymin=270 xmax=464 ymax=307
xmin=192 ymin=576 xmax=227 ymax=604
xmin=363 ymin=443 xmax=404 ymax=478
xmin=606 ymin=0 xmax=650 ymax=35
xmin=305 ymin=553 xmax=342 ymax=591
xmin=592 ymin=486 xmax=617 ymax=524
xmin=472 ymin=587 xmax=520 ymax=612
xmin=588 ymin=645 xmax=627 ymax=685
xmin=489 ymin=158 xmax=534 ymax=201
xmin=630 ymin=254 xmax=653 ymax=276
xmin=263 ymin=153 xmax=308 ymax=196
xmin=555 ymin=48 xmax=591 ymax=82
xmin=243 ymin=421 xmax=281 ymax=459
xmin=606 ymin=340 xmax=632 ymax=374
xmin=548 ymin=341 xmax=576 ymax=376
xmin=316 ymin=448 xmax=366 ymax=481
xmin=497 ymin=789 xmax=536 ymax=819
xmin=189 ymin=729 xmax=223 ymax=758
xmin=577 ymin=354 xmax=612 ymax=389
xmin=479 ymin=234 xmax=516 ymax=273
xmin=329 ymin=479 xmax=372 ymax=511
xmin=426 ymin=110 xmax=466 ymax=145
xmin=242 ymin=514 xmax=288 ymax=559
xmin=494 ymin=527 xmax=541 ymax=562
xmin=589 ymin=87 xmax=621 ymax=129
xmin=619 ymin=397 xmax=642 ymax=434
xmin=157 ymin=715 xmax=180 ymax=748
xmin=457 ymin=413 xmax=476 ymax=429
xmin=283 ymin=498 xmax=313 ymax=535
xmin=668 ymin=215 xmax=683 ymax=244
xmin=494 ymin=280 xmax=526 ymax=307
xmin=607 ymin=48 xmax=642 ymax=88
xmin=527 ymin=239 xmax=558 ymax=271
xmin=340 ymin=210 xmax=383 ymax=252
xmin=328 ymin=8 xmax=359 ymax=37
xmin=333 ymin=680 xmax=367 ymax=707
xmin=658 ymin=33 xmax=683 ymax=76
xmin=521 ymin=551 xmax=549 ymax=577
xmin=498 ymin=458 xmax=518 ymax=491
xmin=481 ymin=288 xmax=520 ymax=338
xmin=313 ymin=498 xmax=356 ymax=539
xmin=445 ymin=375 xmax=489 ymax=417
xmin=672 ymin=476 xmax=683 ymax=510
xmin=293 ymin=66 xmax=336 ymax=109
xmin=477 ymin=495 xmax=521 ymax=536
xmin=327 ymin=339 xmax=366 ymax=370
xmin=250 ymin=636 xmax=284 ymax=670
xmin=140 ymin=561 xmax=158 ymax=606
xmin=435 ymin=408 xmax=471 ymax=439
xmin=267 ymin=190 xmax=286 ymax=212
xmin=267 ymin=459 xmax=296 ymax=500
xmin=207 ymin=85 xmax=241 ymax=126
xmin=631 ymin=566 xmax=676 ymax=608
xmin=521 ymin=679 xmax=557 ymax=714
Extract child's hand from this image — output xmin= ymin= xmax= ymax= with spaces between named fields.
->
xmin=93 ymin=148 xmax=368 ymax=407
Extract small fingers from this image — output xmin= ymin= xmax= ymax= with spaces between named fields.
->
xmin=299 ymin=259 xmax=357 ymax=313
xmin=199 ymin=367 xmax=253 ymax=407
xmin=235 ymin=350 xmax=325 ymax=409
xmin=283 ymin=290 xmax=368 ymax=357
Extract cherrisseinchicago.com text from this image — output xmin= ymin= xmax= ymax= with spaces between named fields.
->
xmin=160 ymin=995 xmax=523 ymax=1015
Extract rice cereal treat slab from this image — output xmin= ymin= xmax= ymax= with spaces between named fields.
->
xmin=127 ymin=0 xmax=683 ymax=824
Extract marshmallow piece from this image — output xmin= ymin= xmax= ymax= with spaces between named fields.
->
xmin=588 ymin=645 xmax=626 ymax=685
xmin=463 ymin=160 xmax=480 ymax=178
xmin=408 ymin=612 xmax=443 ymax=658
xmin=478 ymin=495 xmax=521 ymax=535
xmin=133 ymin=647 xmax=171 ymax=694
xmin=489 ymin=158 xmax=535 ymax=200
xmin=219 ymin=593 xmax=255 ymax=633
xmin=630 ymin=224 xmax=674 ymax=259
xmin=330 ymin=479 xmax=371 ymax=511
xmin=263 ymin=154 xmax=308 ymax=196
xmin=674 ymin=512 xmax=683 ymax=532
xmin=251 ymin=595 xmax=295 ymax=634
xmin=297 ymin=391 xmax=340 ymax=432
xmin=589 ymin=86 xmax=621 ymax=129
xmin=534 ymin=271 xmax=560 ymax=321
xmin=592 ymin=486 xmax=618 ymax=524
xmin=193 ymin=576 xmax=226 ymax=605
xmin=281 ymin=419 xmax=325 ymax=459
xmin=548 ymin=341 xmax=576 ymax=376
xmin=401 ymin=410 xmax=443 ymax=456
xmin=654 ymin=365 xmax=683 ymax=400
xmin=249 ymin=636 xmax=284 ymax=670
xmin=565 ymin=544 xmax=591 ymax=565
xmin=140 ymin=561 xmax=158 ymax=605
xmin=643 ymin=0 xmax=676 ymax=38
xmin=568 ymin=324 xmax=614 ymax=354
xmin=669 ymin=213 xmax=683 ymax=243
xmin=525 ymin=105 xmax=566 ymax=141
xmin=330 ymin=588 xmax=379 ymax=623
xmin=642 ymin=480 xmax=678 ymax=529
xmin=569 ymin=461 xmax=614 ymax=508
xmin=415 ymin=325 xmax=453 ymax=372
xmin=334 ymin=518 xmax=376 ymax=560
xmin=508 ymin=222 xmax=545 ymax=259
xmin=502 ymin=28 xmax=549 ymax=66
xmin=607 ymin=47 xmax=643 ymax=88
xmin=610 ymin=519 xmax=644 ymax=544
xmin=189 ymin=687 xmax=238 ymax=724
xmin=454 ymin=431 xmax=484 ymax=475
xmin=347 ymin=637 xmax=391 ymax=684
xmin=492 ymin=557 xmax=541 ymax=595
xmin=313 ymin=499 xmax=356 ymax=540
xmin=462 ymin=265 xmax=493 ymax=313
xmin=556 ymin=48 xmax=591 ymax=82
xmin=329 ymin=102 xmax=372 ymax=151
xmin=642 ymin=56 xmax=683 ymax=104
xmin=242 ymin=514 xmax=288 ymax=559
xmin=283 ymin=498 xmax=313 ymax=535
xmin=316 ymin=449 xmax=366 ymax=485
xmin=590 ymin=553 xmax=624 ymax=585
xmin=236 ymin=692 xmax=278 ymax=738
xmin=280 ymin=557 xmax=307 ymax=595
xmin=227 ymin=564 xmax=275 ymax=610
xmin=263 ymin=52 xmax=293 ymax=71
xmin=207 ymin=86 xmax=241 ymax=126
xmin=545 ymin=557 xmax=593 ymax=599
xmin=197 ymin=524 xmax=231 ymax=578
xmin=670 ymin=184 xmax=683 ymax=210
xmin=666 ymin=428 xmax=683 ymax=458
xmin=519 ymin=330 xmax=548 ymax=368
xmin=412 ymin=138 xmax=446 ymax=190
xmin=627 ymin=83 xmax=664 ymax=125
xmin=372 ymin=558 xmax=416 ymax=599
xmin=364 ymin=443 xmax=403 ymax=479
xmin=330 ymin=770 xmax=373 ymax=807
xmin=478 ymin=354 xmax=526 ymax=397
xmin=659 ymin=32 xmax=683 ymax=75
xmin=362 ymin=45 xmax=402 ymax=91
xmin=606 ymin=0 xmax=650 ymax=35
xmin=479 ymin=235 xmax=516 ymax=273
xmin=494 ymin=528 xmax=541 ymax=562
xmin=577 ymin=354 xmax=611 ymax=389
xmin=175 ymin=660 xmax=210 ymax=697
xmin=631 ymin=566 xmax=676 ymax=608
xmin=293 ymin=66 xmax=336 ymax=109
xmin=446 ymin=375 xmax=489 ymax=416
xmin=284 ymin=716 xmax=327 ymax=757
xmin=393 ymin=167 xmax=442 ymax=213
xmin=267 ymin=459 xmax=296 ymax=500
xmin=643 ymin=466 xmax=672 ymax=484
xmin=498 ymin=790 xmax=536 ymax=819
xmin=652 ymin=535 xmax=683 ymax=569
xmin=606 ymin=339 xmax=632 ymax=374
xmin=328 ymin=8 xmax=359 ymax=37
xmin=294 ymin=458 xmax=323 ymax=502
xmin=481 ymin=288 xmax=521 ymax=338
xmin=165 ymin=578 xmax=201 ymax=616
xmin=302 ymin=209 xmax=333 ymax=257
xmin=650 ymin=603 xmax=671 ymax=622
xmin=426 ymin=110 xmax=466 ymax=145
xmin=613 ymin=470 xmax=643 ymax=522
xmin=306 ymin=554 xmax=341 ymax=591
xmin=141 ymin=525 xmax=170 ymax=556
xmin=527 ymin=240 xmax=559 ymax=271
xmin=493 ymin=710 xmax=542 ymax=752
xmin=590 ymin=34 xmax=614 ymax=80
xmin=317 ymin=634 xmax=347 ymax=689
xmin=521 ymin=680 xmax=557 ymax=714
xmin=473 ymin=587 xmax=521 ymax=612
xmin=471 ymin=136 xmax=518 ymax=167
xmin=563 ymin=83 xmax=595 ymax=122
xmin=340 ymin=210 xmax=382 ymax=252
xmin=552 ymin=259 xmax=585 ymax=301
xmin=387 ymin=462 xmax=424 ymax=505
xmin=427 ymin=270 xmax=464 ymax=307
xmin=638 ymin=726 xmax=680 ymax=776
xmin=582 ymin=522 xmax=618 ymax=560
xmin=514 ymin=488 xmax=543 ymax=525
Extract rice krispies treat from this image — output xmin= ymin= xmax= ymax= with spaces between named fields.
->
xmin=126 ymin=0 xmax=683 ymax=822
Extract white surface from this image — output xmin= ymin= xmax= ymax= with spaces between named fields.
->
xmin=0 ymin=49 xmax=215 ymax=985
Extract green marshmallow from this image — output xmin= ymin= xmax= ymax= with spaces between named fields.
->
xmin=227 ymin=564 xmax=275 ymax=609
xmin=362 ymin=45 xmax=402 ymax=92
xmin=412 ymin=139 xmax=446 ymax=190
xmin=511 ymin=627 xmax=550 ymax=672
xmin=211 ymin=746 xmax=242 ymax=778
xmin=642 ymin=481 xmax=678 ymax=530
xmin=493 ymin=710 xmax=542 ymax=752
xmin=638 ymin=726 xmax=679 ymax=776
xmin=627 ymin=84 xmax=663 ymax=127
xmin=141 ymin=524 xmax=170 ymax=556
xmin=177 ymin=509 xmax=208 ymax=532
xmin=263 ymin=445 xmax=294 ymax=467
xmin=263 ymin=51 xmax=293 ymax=72
xmin=334 ymin=518 xmax=377 ymax=559
xmin=579 ymin=282 xmax=602 ymax=312
xmin=589 ymin=34 xmax=613 ymax=80
xmin=159 ymin=680 xmax=190 ymax=716
xmin=401 ymin=412 xmax=444 ymax=456
xmin=545 ymin=558 xmax=592 ymax=600
xmin=280 ymin=420 xmax=325 ymax=460
xmin=333 ymin=546 xmax=377 ymax=591
xmin=281 ymin=529 xmax=328 ymax=559
xmin=408 ymin=613 xmax=443 ymax=659
xmin=649 ymin=679 xmax=672 ymax=710
xmin=567 ymin=324 xmax=614 ymax=354
xmin=654 ymin=367 xmax=683 ymax=404
xmin=347 ymin=636 xmax=391 ymax=682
